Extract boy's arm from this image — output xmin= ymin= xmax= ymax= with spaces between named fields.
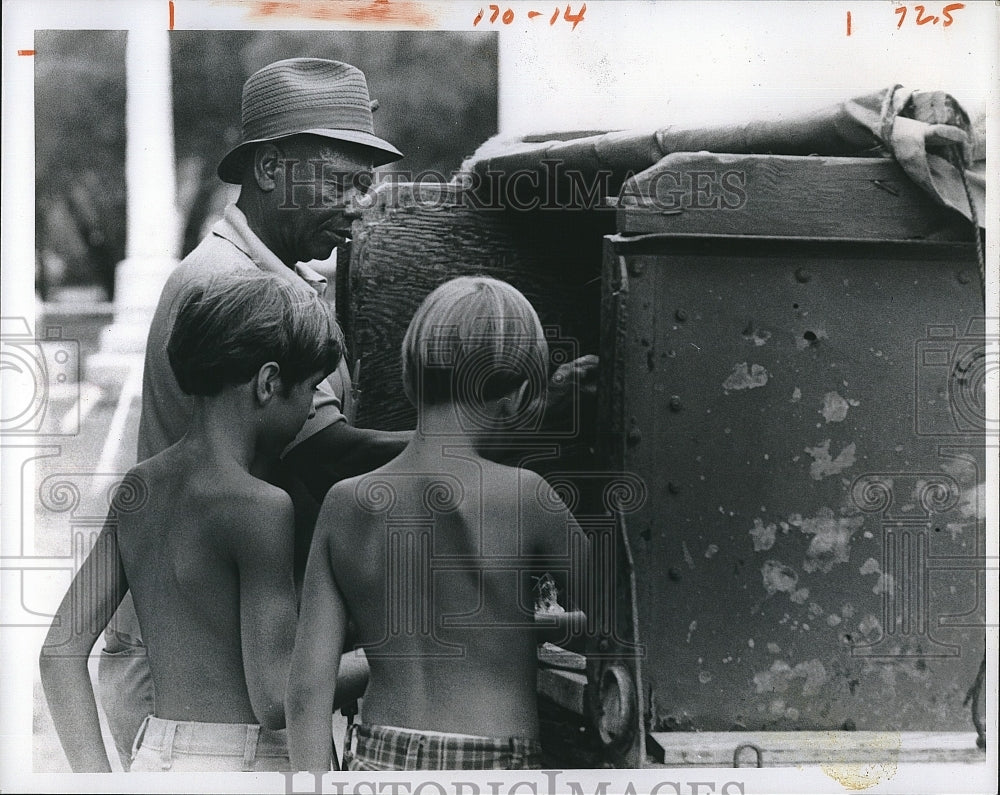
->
xmin=39 ymin=513 xmax=129 ymax=772
xmin=526 ymin=475 xmax=594 ymax=648
xmin=287 ymin=486 xmax=352 ymax=772
xmin=234 ymin=491 xmax=300 ymax=730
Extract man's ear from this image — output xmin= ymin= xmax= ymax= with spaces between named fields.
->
xmin=253 ymin=143 xmax=282 ymax=192
xmin=254 ymin=362 xmax=282 ymax=405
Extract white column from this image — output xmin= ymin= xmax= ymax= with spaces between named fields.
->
xmin=89 ymin=24 xmax=179 ymax=384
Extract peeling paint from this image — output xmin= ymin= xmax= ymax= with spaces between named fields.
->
xmin=686 ymin=620 xmax=697 ymax=643
xmin=767 ymin=642 xmax=781 ymax=654
xmin=698 ymin=670 xmax=713 ymax=684
xmin=761 ymin=559 xmax=798 ymax=596
xmin=704 ymin=543 xmax=719 ymax=559
xmin=682 ymin=541 xmax=695 ymax=569
xmin=856 ymin=614 xmax=883 ymax=643
xmin=753 ymin=658 xmax=828 ymax=696
xmin=805 ymin=440 xmax=857 ymax=479
xmin=790 ymin=587 xmax=810 ymax=604
xmin=959 ymin=482 xmax=985 ymax=519
xmin=749 ymin=518 xmax=777 ymax=551
xmin=820 ymin=391 xmax=860 ymax=423
xmin=859 ymin=557 xmax=880 ymax=576
xmin=859 ymin=557 xmax=894 ymax=594
xmin=826 ymin=614 xmax=842 ymax=627
xmin=791 ymin=387 xmax=802 ymax=403
xmin=794 ymin=507 xmax=865 ymax=573
xmin=941 ymin=455 xmax=978 ymax=485
xmin=742 ymin=323 xmax=772 ymax=346
xmin=722 ymin=362 xmax=769 ymax=392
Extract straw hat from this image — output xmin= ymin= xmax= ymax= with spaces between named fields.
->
xmin=217 ymin=58 xmax=403 ymax=183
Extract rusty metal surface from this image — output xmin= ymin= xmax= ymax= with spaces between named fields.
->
xmin=601 ymin=234 xmax=987 ymax=734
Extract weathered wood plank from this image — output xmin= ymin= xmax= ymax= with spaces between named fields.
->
xmin=538 ymin=642 xmax=587 ymax=671
xmin=647 ymin=731 xmax=986 ymax=766
xmin=537 ymin=667 xmax=587 ymax=716
xmin=617 ymin=153 xmax=969 ymax=239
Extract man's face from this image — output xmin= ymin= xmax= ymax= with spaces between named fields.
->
xmin=272 ymin=136 xmax=374 ymax=264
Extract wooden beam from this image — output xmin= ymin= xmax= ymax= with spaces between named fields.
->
xmin=538 ymin=643 xmax=587 ymax=671
xmin=537 ymin=668 xmax=587 ymax=715
xmin=647 ymin=731 xmax=985 ymax=766
xmin=618 ymin=153 xmax=968 ymax=240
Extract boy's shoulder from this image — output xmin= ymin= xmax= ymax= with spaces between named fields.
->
xmin=205 ymin=475 xmax=294 ymax=560
xmin=131 ymin=451 xmax=292 ymax=531
xmin=218 ymin=473 xmax=293 ymax=524
xmin=482 ymin=462 xmax=559 ymax=513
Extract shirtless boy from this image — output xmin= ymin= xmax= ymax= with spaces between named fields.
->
xmin=40 ymin=271 xmax=341 ymax=772
xmin=287 ymin=276 xmax=590 ymax=771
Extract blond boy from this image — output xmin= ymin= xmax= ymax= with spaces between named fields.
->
xmin=288 ymin=276 xmax=590 ymax=771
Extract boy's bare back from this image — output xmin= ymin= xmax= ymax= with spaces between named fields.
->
xmin=315 ymin=446 xmax=579 ymax=740
xmin=118 ymin=440 xmax=297 ymax=726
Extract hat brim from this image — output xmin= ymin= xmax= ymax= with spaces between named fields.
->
xmin=217 ymin=128 xmax=404 ymax=184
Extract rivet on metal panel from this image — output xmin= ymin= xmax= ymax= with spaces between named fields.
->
xmin=667 ymin=567 xmax=682 ymax=582
xmin=733 ymin=743 xmax=763 ymax=768
xmin=675 ymin=309 xmax=688 ymax=322
xmin=795 ymin=267 xmax=812 ymax=283
xmin=599 ymin=639 xmax=610 ymax=652
xmin=667 ymin=481 xmax=681 ymax=495
xmin=669 ymin=395 xmax=683 ymax=412
xmin=957 ymin=270 xmax=973 ymax=285
xmin=628 ymin=260 xmax=644 ymax=277
xmin=627 ymin=427 xmax=642 ymax=446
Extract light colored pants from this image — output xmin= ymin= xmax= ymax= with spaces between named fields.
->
xmin=97 ymin=634 xmax=155 ymax=770
xmin=130 ymin=715 xmax=291 ymax=772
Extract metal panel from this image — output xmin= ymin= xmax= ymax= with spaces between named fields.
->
xmin=601 ymin=234 xmax=986 ymax=735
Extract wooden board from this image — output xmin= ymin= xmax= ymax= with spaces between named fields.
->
xmin=617 ymin=154 xmax=971 ymax=240
xmin=647 ymin=731 xmax=986 ymax=766
xmin=538 ymin=668 xmax=588 ymax=716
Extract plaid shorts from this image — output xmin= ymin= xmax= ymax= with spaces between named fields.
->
xmin=346 ymin=724 xmax=542 ymax=771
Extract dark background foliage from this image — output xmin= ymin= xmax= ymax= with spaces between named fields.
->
xmin=35 ymin=30 xmax=498 ymax=299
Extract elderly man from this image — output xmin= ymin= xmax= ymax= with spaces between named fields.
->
xmin=98 ymin=58 xmax=408 ymax=769
xmin=98 ymin=57 xmax=596 ymax=769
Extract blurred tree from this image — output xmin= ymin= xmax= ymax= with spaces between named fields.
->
xmin=35 ymin=30 xmax=127 ymax=300
xmin=35 ymin=31 xmax=498 ymax=294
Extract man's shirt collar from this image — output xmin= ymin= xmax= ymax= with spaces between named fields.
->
xmin=213 ymin=204 xmax=329 ymax=297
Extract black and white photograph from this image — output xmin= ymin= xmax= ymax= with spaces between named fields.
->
xmin=1 ymin=1 xmax=996 ymax=793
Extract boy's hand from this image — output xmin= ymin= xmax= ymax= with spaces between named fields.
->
xmin=546 ymin=354 xmax=599 ymax=415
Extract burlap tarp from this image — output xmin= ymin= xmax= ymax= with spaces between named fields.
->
xmin=461 ymin=86 xmax=985 ymax=225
